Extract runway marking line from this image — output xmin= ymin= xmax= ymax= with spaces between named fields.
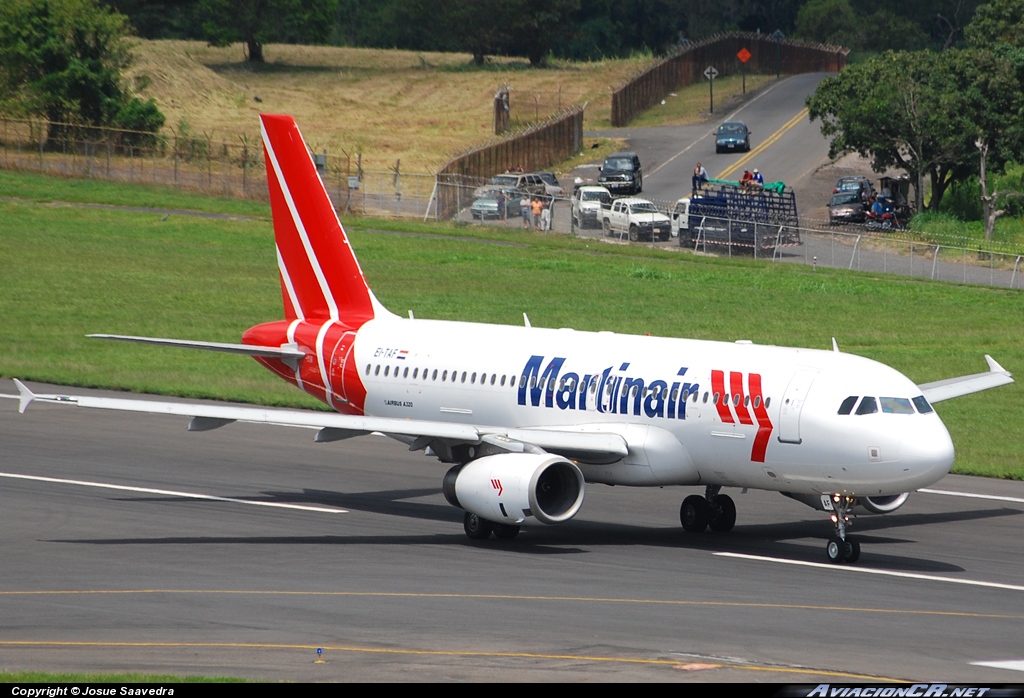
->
xmin=717 ymin=552 xmax=1024 ymax=592
xmin=920 ymin=488 xmax=1024 ymax=504
xmin=0 ymin=640 xmax=900 ymax=681
xmin=715 ymin=107 xmax=809 ymax=181
xmin=0 ymin=471 xmax=347 ymax=514
xmin=3 ymin=589 xmax=1022 ymax=621
xmin=971 ymin=660 xmax=1024 ymax=672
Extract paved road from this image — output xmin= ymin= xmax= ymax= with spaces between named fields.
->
xmin=2 ymin=380 xmax=1024 ymax=682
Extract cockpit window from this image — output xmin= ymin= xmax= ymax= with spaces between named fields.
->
xmin=837 ymin=396 xmax=858 ymax=415
xmin=880 ymin=397 xmax=915 ymax=414
xmin=855 ymin=396 xmax=878 ymax=415
xmin=912 ymin=395 xmax=934 ymax=414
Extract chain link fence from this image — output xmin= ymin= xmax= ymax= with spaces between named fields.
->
xmin=454 ymin=190 xmax=1024 ymax=290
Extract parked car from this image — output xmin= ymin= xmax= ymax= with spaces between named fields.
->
xmin=715 ymin=121 xmax=751 ymax=153
xmin=828 ymin=191 xmax=866 ymax=224
xmin=602 ymin=197 xmax=670 ymax=241
xmin=537 ymin=172 xmax=565 ymax=197
xmin=472 ymin=173 xmax=544 ymax=200
xmin=470 ymin=188 xmax=523 ymax=220
xmin=598 ymin=152 xmax=643 ymax=194
xmin=571 ymin=185 xmax=612 ymax=228
xmin=833 ymin=175 xmax=874 ymax=200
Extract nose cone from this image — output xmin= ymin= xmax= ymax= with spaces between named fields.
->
xmin=899 ymin=419 xmax=955 ymax=489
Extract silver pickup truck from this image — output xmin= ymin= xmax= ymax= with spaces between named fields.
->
xmin=601 ymin=197 xmax=671 ymax=242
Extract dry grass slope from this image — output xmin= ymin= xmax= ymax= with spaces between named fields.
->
xmin=128 ymin=41 xmax=658 ymax=174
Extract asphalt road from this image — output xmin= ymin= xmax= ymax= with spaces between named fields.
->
xmin=2 ymin=380 xmax=1024 ymax=682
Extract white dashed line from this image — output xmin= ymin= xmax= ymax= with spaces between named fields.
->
xmin=919 ymin=488 xmax=1024 ymax=505
xmin=0 ymin=472 xmax=347 ymax=514
xmin=715 ymin=553 xmax=1024 ymax=592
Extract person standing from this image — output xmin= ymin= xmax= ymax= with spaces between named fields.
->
xmin=531 ymin=196 xmax=543 ymax=229
xmin=540 ymin=197 xmax=552 ymax=231
xmin=520 ymin=193 xmax=531 ymax=228
xmin=495 ymin=189 xmax=507 ymax=221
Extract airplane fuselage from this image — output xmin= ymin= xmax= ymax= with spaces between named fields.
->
xmin=245 ymin=316 xmax=955 ymax=499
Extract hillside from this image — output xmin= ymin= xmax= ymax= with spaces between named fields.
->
xmin=127 ymin=40 xmax=657 ymax=174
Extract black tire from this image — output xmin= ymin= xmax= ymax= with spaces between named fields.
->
xmin=603 ymin=218 xmax=611 ymax=236
xmin=463 ymin=512 xmax=493 ymax=540
xmin=843 ymin=538 xmax=861 ymax=563
xmin=493 ymin=523 xmax=521 ymax=540
xmin=709 ymin=494 xmax=736 ymax=532
xmin=680 ymin=495 xmax=711 ymax=533
xmin=826 ymin=536 xmax=844 ymax=564
xmin=628 ymin=225 xmax=639 ymax=242
xmin=659 ymin=232 xmax=669 ymax=242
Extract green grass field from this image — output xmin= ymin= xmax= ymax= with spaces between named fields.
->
xmin=1 ymin=172 xmax=1022 ymax=478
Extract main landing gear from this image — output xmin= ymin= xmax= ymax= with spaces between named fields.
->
xmin=680 ymin=486 xmax=736 ymax=533
xmin=463 ymin=512 xmax=520 ymax=541
xmin=825 ymin=494 xmax=860 ymax=564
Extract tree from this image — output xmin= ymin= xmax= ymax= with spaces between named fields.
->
xmin=807 ymin=49 xmax=1023 ymax=212
xmin=965 ymin=0 xmax=1024 ymax=48
xmin=199 ymin=0 xmax=338 ymax=63
xmin=794 ymin=0 xmax=860 ymax=47
xmin=0 ymin=0 xmax=164 ymax=140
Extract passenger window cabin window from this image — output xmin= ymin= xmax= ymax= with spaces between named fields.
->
xmin=500 ymin=375 xmax=506 ymax=386
xmin=442 ymin=370 xmax=448 ymax=381
xmin=384 ymin=366 xmax=389 ymax=377
xmin=403 ymin=367 xmax=409 ymax=378
xmin=913 ymin=396 xmax=933 ymax=414
xmin=365 ymin=364 xmax=371 ymax=375
xmin=856 ymin=397 xmax=878 ymax=415
xmin=838 ymin=396 xmax=858 ymax=415
xmin=432 ymin=369 xmax=438 ymax=380
xmin=713 ymin=392 xmax=720 ymax=404
xmin=374 ymin=365 xmax=380 ymax=376
xmin=753 ymin=396 xmax=761 ymax=408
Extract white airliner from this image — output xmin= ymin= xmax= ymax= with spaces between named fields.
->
xmin=14 ymin=115 xmax=1014 ymax=564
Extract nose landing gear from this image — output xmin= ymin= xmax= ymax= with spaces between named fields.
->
xmin=825 ymin=494 xmax=860 ymax=563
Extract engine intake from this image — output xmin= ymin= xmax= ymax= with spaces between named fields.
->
xmin=443 ymin=453 xmax=585 ymax=525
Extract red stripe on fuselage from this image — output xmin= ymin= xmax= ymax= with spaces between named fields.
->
xmin=711 ymin=370 xmax=734 ymax=423
xmin=730 ymin=371 xmax=754 ymax=425
xmin=748 ymin=372 xmax=773 ymax=463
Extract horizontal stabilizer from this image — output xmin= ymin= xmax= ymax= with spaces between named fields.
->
xmin=919 ymin=354 xmax=1014 ymax=403
xmin=89 ymin=334 xmax=305 ymax=360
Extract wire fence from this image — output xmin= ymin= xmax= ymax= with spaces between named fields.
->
xmin=453 ymin=191 xmax=1024 ymax=290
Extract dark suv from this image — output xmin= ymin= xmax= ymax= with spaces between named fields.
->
xmin=598 ymin=152 xmax=642 ymax=194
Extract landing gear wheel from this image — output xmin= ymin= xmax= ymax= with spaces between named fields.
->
xmin=709 ymin=494 xmax=737 ymax=532
xmin=680 ymin=495 xmax=711 ymax=532
xmin=463 ymin=512 xmax=493 ymax=540
xmin=493 ymin=523 xmax=521 ymax=540
xmin=843 ymin=538 xmax=861 ymax=563
xmin=826 ymin=536 xmax=844 ymax=564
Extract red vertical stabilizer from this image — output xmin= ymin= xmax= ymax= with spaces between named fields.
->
xmin=260 ymin=114 xmax=375 ymax=327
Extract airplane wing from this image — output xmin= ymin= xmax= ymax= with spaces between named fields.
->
xmin=11 ymin=380 xmax=629 ymax=460
xmin=918 ymin=355 xmax=1013 ymax=404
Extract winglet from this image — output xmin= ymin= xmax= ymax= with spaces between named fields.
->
xmin=985 ymin=354 xmax=1009 ymax=375
xmin=832 ymin=337 xmax=840 ymax=353
xmin=13 ymin=379 xmax=34 ymax=414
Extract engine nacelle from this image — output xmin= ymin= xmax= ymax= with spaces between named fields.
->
xmin=857 ymin=493 xmax=911 ymax=514
xmin=782 ymin=491 xmax=911 ymax=515
xmin=443 ymin=453 xmax=585 ymax=525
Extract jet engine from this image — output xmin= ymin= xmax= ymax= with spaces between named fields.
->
xmin=782 ymin=492 xmax=911 ymax=514
xmin=443 ymin=453 xmax=585 ymax=526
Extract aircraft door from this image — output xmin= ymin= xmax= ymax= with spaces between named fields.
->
xmin=777 ymin=368 xmax=818 ymax=444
